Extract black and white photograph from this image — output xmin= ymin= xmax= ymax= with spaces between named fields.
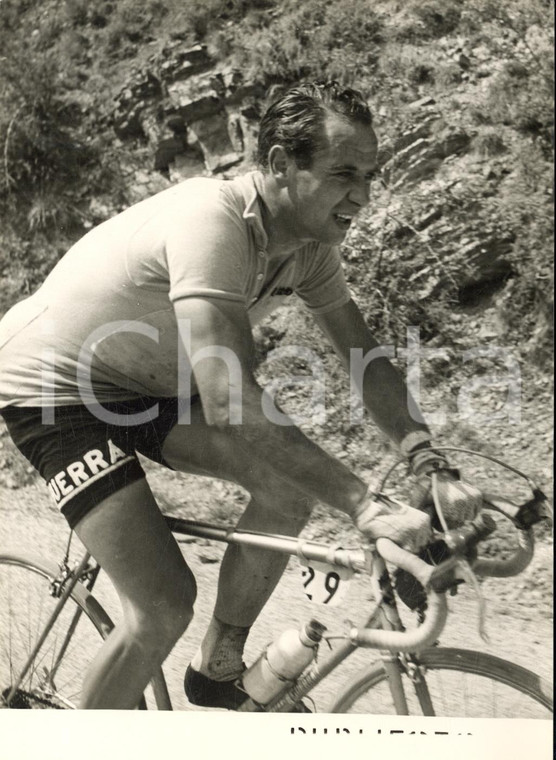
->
xmin=0 ymin=1 xmax=552 ymax=758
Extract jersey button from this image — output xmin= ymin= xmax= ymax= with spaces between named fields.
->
xmin=258 ymin=250 xmax=266 ymax=258
xmin=257 ymin=273 xmax=264 ymax=280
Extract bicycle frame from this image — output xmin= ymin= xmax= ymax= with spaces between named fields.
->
xmin=171 ymin=515 xmax=432 ymax=714
xmin=5 ymin=488 xmax=545 ymax=712
xmin=5 ymin=515 xmax=425 ymax=711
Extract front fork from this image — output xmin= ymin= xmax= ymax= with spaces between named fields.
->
xmin=372 ymin=554 xmax=436 ymax=716
xmin=42 ymin=556 xmax=102 ymax=692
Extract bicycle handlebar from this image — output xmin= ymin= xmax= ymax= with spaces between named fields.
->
xmin=473 ymin=493 xmax=536 ymax=577
xmin=165 ymin=480 xmax=547 ymax=653
xmin=482 ymin=490 xmax=550 ymax=529
xmin=349 ymin=537 xmax=448 ymax=650
xmin=349 ymin=489 xmax=547 ymax=649
xmin=348 ymin=526 xmax=524 ymax=651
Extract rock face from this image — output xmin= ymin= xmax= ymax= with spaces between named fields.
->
xmin=112 ymin=44 xmax=264 ymax=179
xmin=363 ymin=97 xmax=516 ymax=302
xmin=379 ymin=104 xmax=471 ymax=189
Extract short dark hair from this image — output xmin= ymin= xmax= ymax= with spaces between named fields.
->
xmin=257 ymin=81 xmax=373 ymax=170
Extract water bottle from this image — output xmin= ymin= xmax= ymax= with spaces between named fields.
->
xmin=239 ymin=619 xmax=326 ymax=708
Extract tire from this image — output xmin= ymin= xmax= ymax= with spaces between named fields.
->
xmin=329 ymin=647 xmax=553 ymax=718
xmin=0 ymin=552 xmax=113 ymax=709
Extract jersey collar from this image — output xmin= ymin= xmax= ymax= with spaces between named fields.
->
xmin=233 ymin=171 xmax=269 ymax=250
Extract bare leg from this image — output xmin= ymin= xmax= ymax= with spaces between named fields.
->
xmin=188 ymin=490 xmax=312 ymax=685
xmin=213 ymin=490 xmax=313 ymax=626
xmin=73 ymin=479 xmax=197 ymax=708
xmin=162 ymin=409 xmax=316 ymax=680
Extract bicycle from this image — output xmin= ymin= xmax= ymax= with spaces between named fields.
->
xmin=0 ymin=448 xmax=553 ymax=716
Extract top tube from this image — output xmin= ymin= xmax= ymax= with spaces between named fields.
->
xmin=163 ymin=515 xmax=368 ymax=571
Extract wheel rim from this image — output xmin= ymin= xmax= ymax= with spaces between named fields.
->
xmin=333 ymin=649 xmax=553 ymax=718
xmin=0 ymin=559 xmax=105 ymax=709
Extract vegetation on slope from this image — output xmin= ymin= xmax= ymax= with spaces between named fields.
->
xmin=0 ymin=1 xmax=553 ymax=498
xmin=0 ymin=0 xmax=552 ymax=357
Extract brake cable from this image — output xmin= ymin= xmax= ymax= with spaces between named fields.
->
xmin=376 ymin=445 xmax=545 ymax=494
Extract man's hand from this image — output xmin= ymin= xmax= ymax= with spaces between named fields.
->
xmin=354 ymin=494 xmax=432 ymax=553
xmin=410 ymin=469 xmax=483 ymax=529
xmin=401 ymin=433 xmax=483 ymax=529
xmin=430 ymin=470 xmax=483 ymax=528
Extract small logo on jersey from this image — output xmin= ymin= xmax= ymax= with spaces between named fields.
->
xmin=47 ymin=439 xmax=133 ymax=506
xmin=271 ymin=287 xmax=293 ymax=296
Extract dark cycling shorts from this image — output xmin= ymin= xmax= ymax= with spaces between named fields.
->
xmin=1 ymin=397 xmax=195 ymax=529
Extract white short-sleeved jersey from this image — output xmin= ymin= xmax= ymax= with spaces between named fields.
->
xmin=0 ymin=171 xmax=352 ymax=407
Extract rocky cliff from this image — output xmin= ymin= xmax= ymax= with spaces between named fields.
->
xmin=0 ymin=0 xmax=553 ymax=363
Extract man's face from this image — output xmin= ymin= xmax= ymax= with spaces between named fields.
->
xmin=283 ymin=112 xmax=378 ymax=245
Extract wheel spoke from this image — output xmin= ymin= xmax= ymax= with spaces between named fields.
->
xmin=0 ymin=557 xmax=106 ymax=709
xmin=331 ymin=648 xmax=553 ymax=718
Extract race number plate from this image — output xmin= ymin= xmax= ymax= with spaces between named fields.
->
xmin=300 ymin=560 xmax=354 ymax=606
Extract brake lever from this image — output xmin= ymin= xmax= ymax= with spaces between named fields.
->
xmin=427 ymin=514 xmax=494 ymax=593
xmin=427 ymin=514 xmax=496 ymax=642
xmin=455 ymin=559 xmax=490 ymax=643
xmin=442 ymin=513 xmax=497 ymax=554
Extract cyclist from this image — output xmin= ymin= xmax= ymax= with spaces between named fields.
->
xmin=0 ymin=81 xmax=481 ymax=709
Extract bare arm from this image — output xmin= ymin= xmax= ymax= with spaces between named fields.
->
xmin=314 ymin=298 xmax=431 ymax=446
xmin=173 ymin=296 xmax=367 ymax=515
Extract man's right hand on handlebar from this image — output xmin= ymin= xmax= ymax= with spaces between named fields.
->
xmin=354 ymin=493 xmax=432 ymax=554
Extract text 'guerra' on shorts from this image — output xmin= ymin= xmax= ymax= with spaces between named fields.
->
xmin=1 ymin=396 xmax=197 ymax=528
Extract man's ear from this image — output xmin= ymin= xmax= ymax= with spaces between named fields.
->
xmin=268 ymin=145 xmax=292 ymax=184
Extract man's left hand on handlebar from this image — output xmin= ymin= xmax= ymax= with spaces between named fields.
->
xmin=402 ymin=432 xmax=483 ymax=529
xmin=425 ymin=470 xmax=483 ymax=528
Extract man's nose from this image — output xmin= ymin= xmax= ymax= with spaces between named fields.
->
xmin=348 ymin=178 xmax=371 ymax=207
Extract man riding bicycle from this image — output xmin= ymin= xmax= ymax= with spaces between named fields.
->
xmin=0 ymin=81 xmax=481 ymax=709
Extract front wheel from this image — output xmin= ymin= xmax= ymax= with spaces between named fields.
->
xmin=330 ymin=648 xmax=553 ymax=718
xmin=0 ymin=552 xmax=112 ymax=709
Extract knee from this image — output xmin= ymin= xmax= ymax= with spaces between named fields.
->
xmin=131 ymin=603 xmax=193 ymax=659
xmin=166 ymin=569 xmax=197 ymax=638
xmin=157 ymin=580 xmax=197 ymax=641
xmin=126 ymin=575 xmax=197 ymax=656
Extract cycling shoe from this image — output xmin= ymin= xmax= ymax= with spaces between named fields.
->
xmin=184 ymin=665 xmax=248 ymax=710
xmin=184 ymin=665 xmax=312 ymax=712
